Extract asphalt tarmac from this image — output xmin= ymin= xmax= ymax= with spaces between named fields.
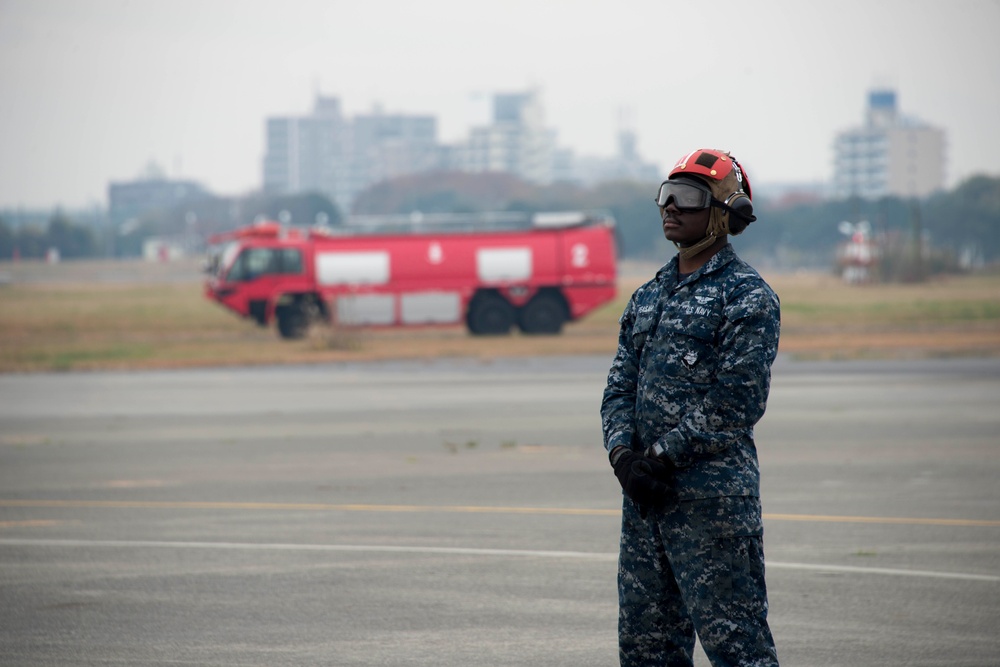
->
xmin=1 ymin=356 xmax=998 ymax=666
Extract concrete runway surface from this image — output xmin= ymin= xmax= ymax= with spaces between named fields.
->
xmin=1 ymin=356 xmax=998 ymax=666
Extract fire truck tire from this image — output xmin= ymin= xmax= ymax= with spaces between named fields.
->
xmin=517 ymin=292 xmax=568 ymax=335
xmin=249 ymin=300 xmax=268 ymax=327
xmin=276 ymin=302 xmax=310 ymax=340
xmin=467 ymin=292 xmax=516 ymax=335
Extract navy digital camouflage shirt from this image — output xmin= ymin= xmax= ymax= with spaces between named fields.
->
xmin=601 ymin=244 xmax=781 ymax=501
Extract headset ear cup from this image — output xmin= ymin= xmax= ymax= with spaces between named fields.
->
xmin=726 ymin=193 xmax=754 ymax=234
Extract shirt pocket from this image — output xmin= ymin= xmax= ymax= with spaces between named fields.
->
xmin=630 ymin=311 xmax=658 ymax=357
xmin=657 ymin=312 xmax=720 ymax=385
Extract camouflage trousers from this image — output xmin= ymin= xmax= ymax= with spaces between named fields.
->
xmin=618 ymin=495 xmax=779 ymax=667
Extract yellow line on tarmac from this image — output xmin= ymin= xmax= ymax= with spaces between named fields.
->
xmin=1 ymin=499 xmax=998 ymax=527
xmin=0 ymin=499 xmax=620 ymax=517
xmin=0 ymin=520 xmax=67 ymax=528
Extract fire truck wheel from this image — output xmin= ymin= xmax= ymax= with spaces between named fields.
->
xmin=276 ymin=302 xmax=310 ymax=340
xmin=467 ymin=292 xmax=515 ymax=335
xmin=517 ymin=292 xmax=568 ymax=335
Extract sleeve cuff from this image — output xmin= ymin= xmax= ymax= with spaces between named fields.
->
xmin=652 ymin=432 xmax=690 ymax=468
xmin=605 ymin=431 xmax=633 ymax=454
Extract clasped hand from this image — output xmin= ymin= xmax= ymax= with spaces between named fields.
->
xmin=611 ymin=447 xmax=674 ymax=512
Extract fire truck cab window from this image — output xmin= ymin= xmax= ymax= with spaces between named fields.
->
xmin=280 ymin=248 xmax=303 ymax=275
xmin=227 ymin=248 xmax=275 ymax=282
xmin=226 ymin=247 xmax=303 ymax=282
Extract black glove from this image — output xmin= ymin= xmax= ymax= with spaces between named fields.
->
xmin=610 ymin=447 xmax=673 ymax=511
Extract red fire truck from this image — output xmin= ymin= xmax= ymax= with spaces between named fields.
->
xmin=204 ymin=211 xmax=618 ymax=339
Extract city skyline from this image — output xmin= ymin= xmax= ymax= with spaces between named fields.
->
xmin=261 ymin=91 xmax=661 ymax=213
xmin=1 ymin=0 xmax=998 ymax=210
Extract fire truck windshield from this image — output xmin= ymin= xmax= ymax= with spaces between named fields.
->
xmin=222 ymin=245 xmax=304 ymax=283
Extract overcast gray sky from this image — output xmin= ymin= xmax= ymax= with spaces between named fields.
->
xmin=1 ymin=0 xmax=998 ymax=210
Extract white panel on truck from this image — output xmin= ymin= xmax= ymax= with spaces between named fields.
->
xmin=400 ymin=292 xmax=461 ymax=324
xmin=317 ymin=252 xmax=390 ymax=285
xmin=335 ymin=294 xmax=395 ymax=325
xmin=476 ymin=247 xmax=532 ymax=282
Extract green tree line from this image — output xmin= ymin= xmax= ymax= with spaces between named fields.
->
xmin=353 ymin=171 xmax=1000 ymax=270
xmin=3 ymin=174 xmax=998 ymax=271
xmin=112 ymin=191 xmax=343 ymax=257
xmin=0 ymin=212 xmax=97 ymax=260
xmin=0 ymin=192 xmax=343 ymax=260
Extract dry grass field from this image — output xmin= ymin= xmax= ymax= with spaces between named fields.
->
xmin=1 ymin=259 xmax=999 ymax=372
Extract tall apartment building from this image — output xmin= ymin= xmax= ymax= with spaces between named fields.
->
xmin=833 ymin=90 xmax=946 ymax=199
xmin=450 ymin=93 xmax=661 ymax=186
xmin=263 ymin=96 xmax=440 ymax=213
xmin=452 ymin=91 xmax=559 ymax=184
xmin=263 ymin=96 xmax=346 ymax=205
xmin=352 ymin=111 xmax=441 ymax=191
xmin=263 ymin=91 xmax=662 ymax=212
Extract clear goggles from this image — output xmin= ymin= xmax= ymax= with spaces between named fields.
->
xmin=655 ymin=179 xmax=713 ymax=210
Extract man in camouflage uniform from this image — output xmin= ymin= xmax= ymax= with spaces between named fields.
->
xmin=601 ymin=149 xmax=780 ymax=667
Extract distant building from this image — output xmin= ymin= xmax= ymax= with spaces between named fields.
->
xmin=263 ymin=97 xmax=350 ymax=210
xmin=108 ymin=171 xmax=208 ymax=233
xmin=449 ymin=91 xmax=560 ymax=184
xmin=451 ymin=95 xmax=661 ymax=187
xmin=352 ymin=109 xmax=441 ymax=193
xmin=262 ymin=91 xmax=662 ymax=211
xmin=570 ymin=127 xmax=661 ymax=186
xmin=263 ymin=96 xmax=441 ymax=213
xmin=833 ymin=89 xmax=946 ymax=200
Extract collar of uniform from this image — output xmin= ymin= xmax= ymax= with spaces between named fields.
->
xmin=656 ymin=243 xmax=737 ymax=289
xmin=654 ymin=256 xmax=679 ymax=283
